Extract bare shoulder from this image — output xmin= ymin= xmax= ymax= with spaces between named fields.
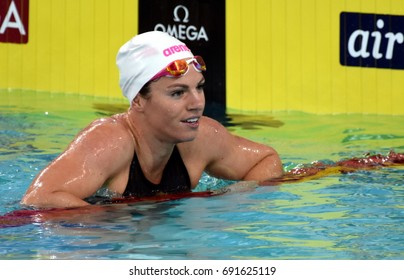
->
xmin=180 ymin=116 xmax=233 ymax=160
xmin=67 ymin=114 xmax=134 ymax=161
xmin=198 ymin=116 xmax=230 ymax=139
xmin=74 ymin=114 xmax=132 ymax=144
xmin=181 ymin=116 xmax=282 ymax=181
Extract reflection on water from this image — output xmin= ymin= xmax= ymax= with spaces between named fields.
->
xmin=1 ymin=90 xmax=404 ymax=259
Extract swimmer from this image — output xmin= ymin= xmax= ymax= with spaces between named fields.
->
xmin=21 ymin=31 xmax=282 ymax=209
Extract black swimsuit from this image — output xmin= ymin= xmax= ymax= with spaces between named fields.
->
xmin=123 ymin=146 xmax=191 ymax=197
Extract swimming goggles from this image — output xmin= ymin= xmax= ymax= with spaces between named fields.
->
xmin=151 ymin=56 xmax=206 ymax=80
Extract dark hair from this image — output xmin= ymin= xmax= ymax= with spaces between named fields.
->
xmin=138 ymin=80 xmax=152 ymax=97
xmin=139 ymin=77 xmax=161 ymax=98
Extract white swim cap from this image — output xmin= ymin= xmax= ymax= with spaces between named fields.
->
xmin=116 ymin=31 xmax=194 ymax=104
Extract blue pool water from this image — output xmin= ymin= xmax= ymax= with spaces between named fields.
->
xmin=1 ymin=90 xmax=403 ymax=259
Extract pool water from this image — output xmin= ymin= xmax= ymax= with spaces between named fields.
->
xmin=1 ymin=90 xmax=403 ymax=260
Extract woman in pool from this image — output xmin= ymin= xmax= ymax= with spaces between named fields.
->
xmin=21 ymin=31 xmax=283 ymax=209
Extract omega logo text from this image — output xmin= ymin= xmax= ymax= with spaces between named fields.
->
xmin=154 ymin=5 xmax=209 ymax=42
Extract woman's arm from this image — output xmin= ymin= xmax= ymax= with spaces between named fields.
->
xmin=21 ymin=118 xmax=132 ymax=209
xmin=199 ymin=117 xmax=283 ymax=181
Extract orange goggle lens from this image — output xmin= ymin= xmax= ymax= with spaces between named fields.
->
xmin=152 ymin=56 xmax=206 ymax=80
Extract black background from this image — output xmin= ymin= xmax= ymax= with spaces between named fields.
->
xmin=139 ymin=0 xmax=226 ymax=117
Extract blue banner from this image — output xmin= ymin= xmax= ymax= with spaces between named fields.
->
xmin=340 ymin=12 xmax=404 ymax=70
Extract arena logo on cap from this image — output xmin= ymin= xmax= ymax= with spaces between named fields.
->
xmin=154 ymin=5 xmax=209 ymax=42
xmin=340 ymin=12 xmax=404 ymax=70
xmin=163 ymin=44 xmax=191 ymax=57
xmin=0 ymin=0 xmax=29 ymax=44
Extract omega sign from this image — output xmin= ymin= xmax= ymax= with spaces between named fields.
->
xmin=154 ymin=5 xmax=209 ymax=42
xmin=340 ymin=12 xmax=404 ymax=70
xmin=138 ymin=0 xmax=226 ymax=111
xmin=0 ymin=0 xmax=29 ymax=44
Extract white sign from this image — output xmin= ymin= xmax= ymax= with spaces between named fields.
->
xmin=154 ymin=5 xmax=209 ymax=42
